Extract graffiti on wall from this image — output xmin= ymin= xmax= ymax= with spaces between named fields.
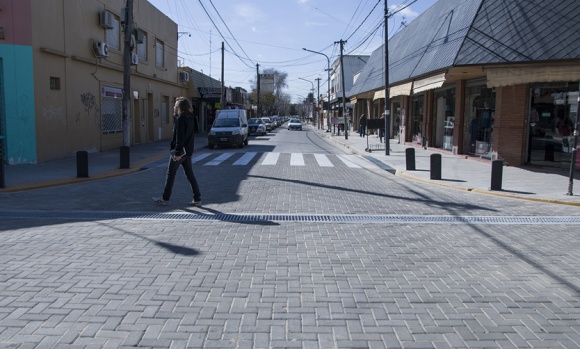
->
xmin=42 ymin=105 xmax=64 ymax=121
xmin=80 ymin=92 xmax=100 ymax=128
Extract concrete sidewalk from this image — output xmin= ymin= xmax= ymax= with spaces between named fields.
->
xmin=315 ymin=127 xmax=580 ymax=206
xmin=2 ymin=127 xmax=580 ymax=206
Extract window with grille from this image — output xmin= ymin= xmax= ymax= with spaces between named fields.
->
xmin=106 ymin=15 xmax=120 ymax=51
xmin=50 ymin=77 xmax=60 ymax=90
xmin=101 ymin=87 xmax=123 ymax=134
xmin=137 ymin=32 xmax=147 ymax=61
xmin=156 ymin=39 xmax=164 ymax=68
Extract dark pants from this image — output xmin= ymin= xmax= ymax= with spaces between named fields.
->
xmin=162 ymin=155 xmax=201 ymax=202
xmin=359 ymin=125 xmax=366 ymax=137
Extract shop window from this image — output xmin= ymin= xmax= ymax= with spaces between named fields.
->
xmin=528 ymin=84 xmax=578 ymax=167
xmin=435 ymin=88 xmax=455 ymax=150
xmin=411 ymin=94 xmax=424 ymax=144
xmin=465 ymin=85 xmax=495 ymax=157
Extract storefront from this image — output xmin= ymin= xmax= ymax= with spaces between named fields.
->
xmin=528 ymin=82 xmax=578 ymax=167
xmin=464 ymin=81 xmax=496 ymax=158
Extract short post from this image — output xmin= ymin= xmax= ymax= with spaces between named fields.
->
xmin=76 ymin=151 xmax=89 ymax=178
xmin=120 ymin=146 xmax=130 ymax=169
xmin=405 ymin=148 xmax=416 ymax=170
xmin=490 ymin=159 xmax=503 ymax=191
xmin=430 ymin=153 xmax=441 ymax=180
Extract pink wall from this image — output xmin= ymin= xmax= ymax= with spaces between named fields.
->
xmin=0 ymin=0 xmax=32 ymax=45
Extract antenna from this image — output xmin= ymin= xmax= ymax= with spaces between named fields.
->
xmin=209 ymin=30 xmax=212 ymax=77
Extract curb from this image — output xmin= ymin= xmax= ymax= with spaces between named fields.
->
xmin=399 ymin=171 xmax=580 ymax=207
xmin=0 ymin=152 xmax=168 ymax=193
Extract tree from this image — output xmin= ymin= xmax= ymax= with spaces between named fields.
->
xmin=249 ymin=68 xmax=289 ymax=115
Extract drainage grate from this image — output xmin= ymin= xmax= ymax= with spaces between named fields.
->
xmin=1 ymin=210 xmax=580 ymax=225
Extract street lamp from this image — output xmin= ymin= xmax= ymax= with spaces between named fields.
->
xmin=303 ymin=48 xmax=331 ymax=132
xmin=299 ymin=77 xmax=315 ymax=124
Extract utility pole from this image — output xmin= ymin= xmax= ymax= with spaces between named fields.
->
xmin=256 ymin=64 xmax=261 ymax=118
xmin=315 ymin=78 xmax=321 ymax=129
xmin=122 ymin=0 xmax=134 ymax=147
xmin=384 ymin=0 xmax=390 ymax=155
xmin=221 ymin=42 xmax=225 ymax=109
xmin=336 ymin=39 xmax=348 ymax=139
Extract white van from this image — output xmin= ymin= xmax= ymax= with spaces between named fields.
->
xmin=208 ymin=109 xmax=249 ymax=149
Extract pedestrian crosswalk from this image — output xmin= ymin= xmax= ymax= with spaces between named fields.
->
xmin=157 ymin=151 xmax=375 ymax=169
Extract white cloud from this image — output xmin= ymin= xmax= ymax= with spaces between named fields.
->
xmin=389 ymin=4 xmax=419 ymax=19
xmin=234 ymin=4 xmax=265 ymax=23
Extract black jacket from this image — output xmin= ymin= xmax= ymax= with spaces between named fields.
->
xmin=171 ymin=111 xmax=197 ymax=156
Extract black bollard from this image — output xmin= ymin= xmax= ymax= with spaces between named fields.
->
xmin=76 ymin=151 xmax=89 ymax=178
xmin=430 ymin=153 xmax=442 ymax=180
xmin=490 ymin=159 xmax=503 ymax=191
xmin=405 ymin=148 xmax=416 ymax=170
xmin=0 ymin=157 xmax=5 ymax=188
xmin=120 ymin=146 xmax=130 ymax=169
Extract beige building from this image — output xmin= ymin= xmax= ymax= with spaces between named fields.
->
xmin=1 ymin=0 xmax=189 ymax=163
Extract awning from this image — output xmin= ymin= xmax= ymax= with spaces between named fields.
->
xmin=389 ymin=81 xmax=413 ymax=97
xmin=413 ymin=73 xmax=446 ymax=94
xmin=486 ymin=65 xmax=580 ymax=87
xmin=373 ymin=90 xmax=385 ymax=100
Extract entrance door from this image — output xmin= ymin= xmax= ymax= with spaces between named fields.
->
xmin=435 ymin=97 xmax=445 ymax=148
xmin=147 ymin=93 xmax=154 ymax=142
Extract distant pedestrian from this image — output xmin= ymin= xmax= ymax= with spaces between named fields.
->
xmin=379 ymin=113 xmax=385 ymax=143
xmin=359 ymin=114 xmax=367 ymax=137
xmin=153 ymin=97 xmax=202 ymax=207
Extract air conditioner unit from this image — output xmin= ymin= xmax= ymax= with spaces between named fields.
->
xmin=131 ymin=52 xmax=139 ymax=65
xmin=93 ymin=41 xmax=109 ymax=58
xmin=99 ymin=11 xmax=114 ymax=29
xmin=179 ymin=71 xmax=190 ymax=82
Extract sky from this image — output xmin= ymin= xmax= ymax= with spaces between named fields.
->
xmin=147 ymin=0 xmax=439 ymax=103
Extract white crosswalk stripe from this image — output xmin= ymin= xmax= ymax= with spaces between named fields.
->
xmin=314 ymin=153 xmax=334 ymax=167
xmin=204 ymin=152 xmax=234 ymax=166
xmin=290 ymin=153 xmax=305 ymax=166
xmin=233 ymin=152 xmax=258 ymax=165
xmin=336 ymin=154 xmax=361 ymax=168
xmin=262 ymin=152 xmax=280 ymax=165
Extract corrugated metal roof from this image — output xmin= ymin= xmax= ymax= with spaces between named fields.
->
xmin=348 ymin=0 xmax=580 ymax=98
xmin=455 ymin=0 xmax=580 ymax=64
xmin=348 ymin=0 xmax=482 ymax=97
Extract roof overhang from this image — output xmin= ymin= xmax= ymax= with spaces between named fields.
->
xmin=485 ymin=65 xmax=580 ymax=88
xmin=390 ymin=81 xmax=413 ymax=97
xmin=412 ymin=73 xmax=446 ymax=94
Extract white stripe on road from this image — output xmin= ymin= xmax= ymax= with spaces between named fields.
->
xmin=336 ymin=155 xmax=361 ymax=168
xmin=191 ymin=153 xmax=212 ymax=163
xmin=290 ymin=153 xmax=305 ymax=166
xmin=233 ymin=152 xmax=257 ymax=165
xmin=314 ymin=154 xmax=334 ymax=167
xmin=262 ymin=152 xmax=280 ymax=165
xmin=205 ymin=153 xmax=234 ymax=166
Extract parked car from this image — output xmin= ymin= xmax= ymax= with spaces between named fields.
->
xmin=208 ymin=109 xmax=248 ymax=149
xmin=260 ymin=117 xmax=273 ymax=131
xmin=288 ymin=118 xmax=303 ymax=130
xmin=248 ymin=118 xmax=267 ymax=136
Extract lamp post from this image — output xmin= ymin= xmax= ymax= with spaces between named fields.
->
xmin=303 ymin=48 xmax=331 ymax=132
xmin=299 ymin=77 xmax=315 ymax=124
